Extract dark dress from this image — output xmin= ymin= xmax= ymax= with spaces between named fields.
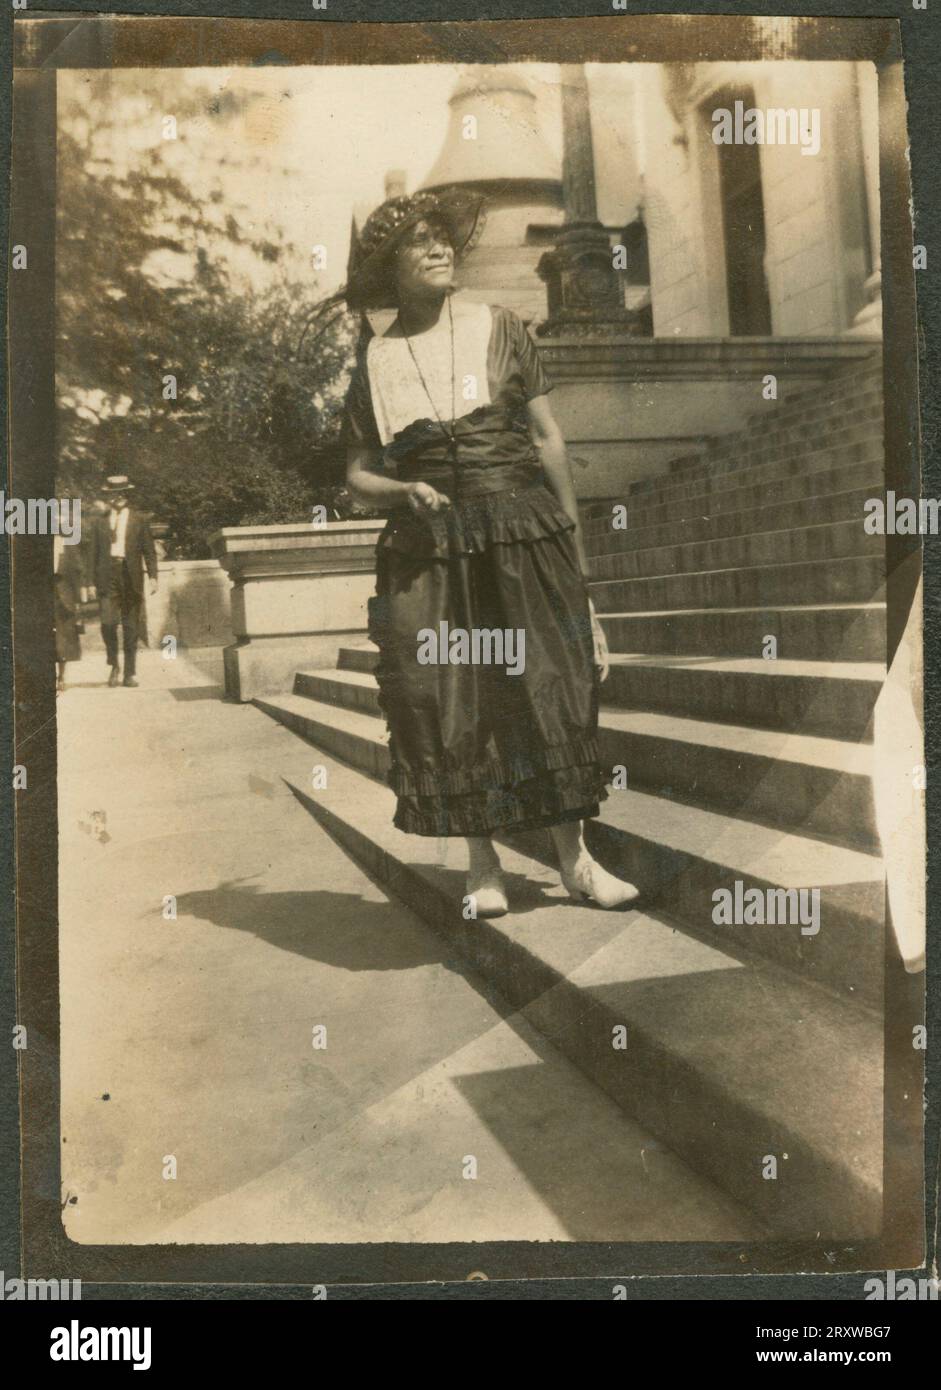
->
xmin=55 ymin=543 xmax=84 ymax=664
xmin=342 ymin=301 xmax=607 ymax=838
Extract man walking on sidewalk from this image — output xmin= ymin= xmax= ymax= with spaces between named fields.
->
xmin=91 ymin=475 xmax=158 ymax=688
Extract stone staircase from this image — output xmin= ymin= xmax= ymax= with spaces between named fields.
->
xmin=255 ymin=354 xmax=887 ymax=1240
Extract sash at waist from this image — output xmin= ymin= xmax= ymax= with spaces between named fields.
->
xmin=379 ymin=404 xmax=573 ymax=556
xmin=396 ymin=460 xmax=541 ymax=499
xmin=383 ymin=400 xmax=539 ymax=482
xmin=379 ymin=478 xmax=575 ymax=559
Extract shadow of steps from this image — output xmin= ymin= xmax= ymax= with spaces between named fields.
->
xmin=255 ymin=715 xmax=882 ymax=1241
xmin=554 ymin=791 xmax=883 ymax=1010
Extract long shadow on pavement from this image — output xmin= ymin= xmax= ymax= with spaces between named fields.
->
xmin=173 ymin=880 xmax=448 ymax=972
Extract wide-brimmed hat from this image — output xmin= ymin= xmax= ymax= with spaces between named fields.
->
xmin=344 ymin=189 xmax=486 ymax=310
xmin=102 ymin=475 xmax=135 ymax=493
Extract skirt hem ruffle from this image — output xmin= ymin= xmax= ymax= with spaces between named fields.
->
xmin=387 ymin=734 xmax=601 ymax=797
xmin=394 ymin=800 xmax=601 ymax=838
xmin=391 ymin=764 xmax=609 ymax=837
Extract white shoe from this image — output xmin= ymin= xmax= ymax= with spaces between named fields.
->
xmin=466 ymin=863 xmax=508 ymax=918
xmin=561 ymin=855 xmax=640 ymax=909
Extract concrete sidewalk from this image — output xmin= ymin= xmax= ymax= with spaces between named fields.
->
xmin=57 ymin=646 xmax=756 ymax=1246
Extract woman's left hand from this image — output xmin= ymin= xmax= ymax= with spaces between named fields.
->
xmin=588 ymin=599 xmax=609 ymax=682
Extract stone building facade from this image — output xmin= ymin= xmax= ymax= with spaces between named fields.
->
xmin=634 ymin=61 xmax=880 ymax=338
xmin=366 ymin=60 xmax=882 ymax=344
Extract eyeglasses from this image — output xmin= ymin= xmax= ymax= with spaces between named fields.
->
xmin=398 ymin=224 xmax=454 ymax=255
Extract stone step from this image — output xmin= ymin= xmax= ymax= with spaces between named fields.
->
xmin=583 ymin=458 xmax=881 ymax=539
xmin=715 ymin=420 xmax=881 ymax=469
xmin=338 ymin=643 xmax=382 ymax=675
xmin=587 ymin=486 xmax=875 ymax=560
xmin=325 ymin=648 xmax=887 ymax=742
xmin=598 ymin=709 xmax=877 ymax=853
xmin=257 ymin=691 xmax=884 ymax=1006
xmin=636 ymin=403 xmax=883 ymax=487
xmin=603 ymin=654 xmax=883 ymax=742
xmin=590 ymin=554 xmax=885 ymax=614
xmin=639 ymin=433 xmax=878 ymax=494
xmin=705 ymin=414 xmax=880 ymax=455
xmin=295 ymin=668 xmax=877 ymax=852
xmin=729 ymin=379 xmax=883 ymax=442
xmin=254 ymin=720 xmax=882 ymax=1238
xmin=297 ymin=666 xmax=382 ymax=714
xmin=337 ymin=596 xmax=888 ymax=671
xmin=625 ymin=437 xmax=882 ymax=504
xmin=262 ymin=690 xmax=391 ymax=784
xmin=743 ymin=384 xmax=883 ymax=436
xmin=579 ymin=787 xmax=883 ymax=1008
xmin=608 ymin=373 xmax=884 ymax=493
xmin=598 ymin=602 xmax=886 ymax=662
xmin=591 ymin=519 xmax=873 ymax=583
xmin=668 ymin=408 xmax=884 ymax=476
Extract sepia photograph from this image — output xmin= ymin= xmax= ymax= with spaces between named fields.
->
xmin=6 ymin=9 xmax=931 ymax=1300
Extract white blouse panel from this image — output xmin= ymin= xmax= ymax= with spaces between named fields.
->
xmin=365 ymin=299 xmax=493 ymax=447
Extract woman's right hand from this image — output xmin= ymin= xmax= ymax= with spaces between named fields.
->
xmin=406 ymin=481 xmax=451 ymax=514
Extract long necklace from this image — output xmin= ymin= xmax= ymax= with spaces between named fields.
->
xmin=401 ymin=294 xmax=459 ymax=499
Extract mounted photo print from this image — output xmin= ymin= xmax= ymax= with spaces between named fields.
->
xmin=4 ymin=7 xmax=932 ymax=1311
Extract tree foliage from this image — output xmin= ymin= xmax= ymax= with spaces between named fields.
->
xmin=56 ymin=115 xmax=362 ymax=558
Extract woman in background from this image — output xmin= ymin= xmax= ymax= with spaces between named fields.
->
xmin=54 ymin=530 xmax=86 ymax=693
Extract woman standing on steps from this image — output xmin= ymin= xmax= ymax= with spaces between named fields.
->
xmin=337 ymin=189 xmax=639 ymax=916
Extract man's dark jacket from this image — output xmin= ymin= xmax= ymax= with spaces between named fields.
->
xmin=90 ymin=507 xmax=158 ymax=598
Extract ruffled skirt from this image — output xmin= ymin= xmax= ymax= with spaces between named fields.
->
xmin=368 ymin=483 xmax=608 ymax=837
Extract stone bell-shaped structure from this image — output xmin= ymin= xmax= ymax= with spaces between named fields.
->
xmin=418 ymin=68 xmax=565 ymax=323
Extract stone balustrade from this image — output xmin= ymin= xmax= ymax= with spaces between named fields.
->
xmin=209 ymin=519 xmax=384 ymax=701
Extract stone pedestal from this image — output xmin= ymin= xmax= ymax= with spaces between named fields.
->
xmin=210 ymin=519 xmax=384 ymax=701
xmin=150 ymin=559 xmax=234 ymax=649
xmin=536 ymin=222 xmax=642 ymax=336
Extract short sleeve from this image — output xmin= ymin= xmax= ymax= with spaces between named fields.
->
xmin=508 ymin=309 xmax=552 ymax=400
xmin=340 ymin=357 xmax=382 ymax=452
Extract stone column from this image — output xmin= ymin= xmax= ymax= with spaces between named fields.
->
xmin=561 ymin=63 xmax=599 ymax=224
xmin=537 ymin=65 xmax=639 ymax=335
xmin=849 ymin=61 xmax=882 ymax=336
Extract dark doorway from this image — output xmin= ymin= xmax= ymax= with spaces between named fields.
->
xmin=713 ymin=89 xmax=773 ymax=336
